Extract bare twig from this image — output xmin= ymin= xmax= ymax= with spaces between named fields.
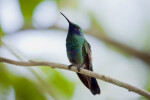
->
xmin=0 ymin=56 xmax=150 ymax=99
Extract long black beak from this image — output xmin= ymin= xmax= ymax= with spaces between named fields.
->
xmin=60 ymin=12 xmax=71 ymax=24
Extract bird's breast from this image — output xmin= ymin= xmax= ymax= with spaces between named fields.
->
xmin=66 ymin=37 xmax=82 ymax=63
xmin=66 ymin=39 xmax=80 ymax=59
xmin=66 ymin=37 xmax=79 ymax=48
xmin=66 ymin=47 xmax=80 ymax=64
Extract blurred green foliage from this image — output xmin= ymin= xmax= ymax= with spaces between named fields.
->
xmin=0 ymin=26 xmax=4 ymax=46
xmin=0 ymin=63 xmax=75 ymax=100
xmin=1 ymin=0 xmax=150 ymax=99
xmin=0 ymin=64 xmax=11 ymax=87
xmin=13 ymin=77 xmax=46 ymax=100
xmin=56 ymin=0 xmax=78 ymax=8
xmin=40 ymin=66 xmax=75 ymax=100
xmin=18 ymin=0 xmax=43 ymax=27
xmin=0 ymin=63 xmax=46 ymax=100
xmin=0 ymin=27 xmax=4 ymax=38
xmin=1 ymin=0 xmax=76 ymax=99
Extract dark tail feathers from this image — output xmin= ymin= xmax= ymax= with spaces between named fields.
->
xmin=91 ymin=77 xmax=100 ymax=95
xmin=77 ymin=73 xmax=100 ymax=95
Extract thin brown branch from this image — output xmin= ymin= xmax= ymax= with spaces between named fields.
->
xmin=0 ymin=56 xmax=150 ymax=99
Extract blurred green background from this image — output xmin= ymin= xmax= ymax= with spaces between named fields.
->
xmin=0 ymin=0 xmax=150 ymax=100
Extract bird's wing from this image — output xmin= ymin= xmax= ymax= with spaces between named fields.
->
xmin=77 ymin=39 xmax=93 ymax=89
xmin=76 ymin=39 xmax=93 ymax=89
xmin=82 ymin=39 xmax=93 ymax=71
xmin=77 ymin=40 xmax=100 ymax=95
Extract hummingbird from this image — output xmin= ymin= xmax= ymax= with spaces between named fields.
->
xmin=61 ymin=12 xmax=100 ymax=95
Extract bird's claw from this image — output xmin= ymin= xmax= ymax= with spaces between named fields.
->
xmin=77 ymin=67 xmax=81 ymax=72
xmin=68 ymin=64 xmax=82 ymax=72
xmin=68 ymin=64 xmax=73 ymax=70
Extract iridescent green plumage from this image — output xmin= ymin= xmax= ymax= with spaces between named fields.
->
xmin=61 ymin=12 xmax=100 ymax=95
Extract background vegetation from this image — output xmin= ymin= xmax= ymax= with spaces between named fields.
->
xmin=0 ymin=0 xmax=150 ymax=100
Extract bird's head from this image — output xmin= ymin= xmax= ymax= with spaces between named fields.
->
xmin=60 ymin=12 xmax=83 ymax=36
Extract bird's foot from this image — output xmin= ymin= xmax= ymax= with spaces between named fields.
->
xmin=68 ymin=64 xmax=73 ymax=70
xmin=77 ymin=64 xmax=85 ymax=72
xmin=77 ymin=67 xmax=81 ymax=72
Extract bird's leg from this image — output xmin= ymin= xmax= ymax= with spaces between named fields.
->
xmin=77 ymin=64 xmax=84 ymax=72
xmin=77 ymin=67 xmax=81 ymax=72
xmin=68 ymin=64 xmax=74 ymax=70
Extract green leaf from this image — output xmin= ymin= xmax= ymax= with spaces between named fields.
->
xmin=56 ymin=0 xmax=78 ymax=9
xmin=145 ymin=74 xmax=150 ymax=92
xmin=0 ymin=27 xmax=4 ymax=38
xmin=12 ymin=77 xmax=46 ymax=100
xmin=0 ymin=26 xmax=4 ymax=46
xmin=0 ymin=63 xmax=12 ymax=100
xmin=40 ymin=67 xmax=75 ymax=100
xmin=0 ymin=63 xmax=11 ymax=87
xmin=0 ymin=84 xmax=10 ymax=100
xmin=18 ymin=0 xmax=42 ymax=28
xmin=0 ymin=63 xmax=46 ymax=100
